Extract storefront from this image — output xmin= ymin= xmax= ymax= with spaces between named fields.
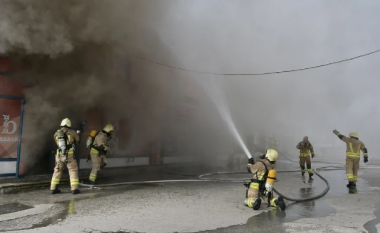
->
xmin=0 ymin=57 xmax=26 ymax=177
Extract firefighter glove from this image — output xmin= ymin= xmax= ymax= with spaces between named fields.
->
xmin=312 ymin=154 xmax=315 ymax=158
xmin=248 ymin=158 xmax=254 ymax=165
xmin=364 ymin=157 xmax=368 ymax=163
xmin=333 ymin=129 xmax=339 ymax=135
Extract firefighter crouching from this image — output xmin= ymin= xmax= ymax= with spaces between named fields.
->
xmin=87 ymin=124 xmax=114 ymax=185
xmin=296 ymin=136 xmax=315 ymax=179
xmin=244 ymin=149 xmax=286 ymax=211
xmin=333 ymin=130 xmax=368 ymax=188
xmin=51 ymin=118 xmax=81 ymax=194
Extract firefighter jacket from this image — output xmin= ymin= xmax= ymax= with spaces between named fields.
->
xmin=90 ymin=131 xmax=110 ymax=155
xmin=249 ymin=159 xmax=274 ymax=182
xmin=296 ymin=141 xmax=314 ymax=157
xmin=54 ymin=127 xmax=80 ymax=155
xmin=337 ymin=135 xmax=367 ymax=159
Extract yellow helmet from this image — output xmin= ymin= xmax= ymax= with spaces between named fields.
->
xmin=349 ymin=131 xmax=358 ymax=138
xmin=103 ymin=124 xmax=114 ymax=133
xmin=60 ymin=118 xmax=71 ymax=128
xmin=265 ymin=149 xmax=278 ymax=162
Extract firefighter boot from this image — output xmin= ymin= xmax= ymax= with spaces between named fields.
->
xmin=89 ymin=180 xmax=96 ymax=185
xmin=275 ymin=197 xmax=286 ymax=211
xmin=253 ymin=198 xmax=261 ymax=210
xmin=349 ymin=186 xmax=358 ymax=194
xmin=309 ymin=173 xmax=314 ymax=180
xmin=301 ymin=171 xmax=305 ymax=176
xmin=51 ymin=186 xmax=61 ymax=194
xmin=72 ymin=189 xmax=80 ymax=195
xmin=347 ymin=181 xmax=355 ymax=188
xmin=100 ymin=163 xmax=107 ymax=169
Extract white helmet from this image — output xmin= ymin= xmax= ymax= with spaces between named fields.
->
xmin=103 ymin=124 xmax=114 ymax=133
xmin=349 ymin=131 xmax=358 ymax=138
xmin=265 ymin=149 xmax=278 ymax=162
xmin=60 ymin=118 xmax=71 ymax=128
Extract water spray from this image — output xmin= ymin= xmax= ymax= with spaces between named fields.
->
xmin=195 ymin=75 xmax=252 ymax=159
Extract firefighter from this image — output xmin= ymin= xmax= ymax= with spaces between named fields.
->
xmin=51 ymin=118 xmax=80 ymax=194
xmin=333 ymin=130 xmax=368 ymax=188
xmin=88 ymin=124 xmax=114 ymax=185
xmin=244 ymin=149 xmax=286 ymax=211
xmin=296 ymin=136 xmax=315 ymax=179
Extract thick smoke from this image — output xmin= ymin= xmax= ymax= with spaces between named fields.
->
xmin=2 ymin=0 xmax=380 ymax=170
xmin=133 ymin=0 xmax=380 ymax=160
xmin=0 ymin=0 xmax=197 ymax=168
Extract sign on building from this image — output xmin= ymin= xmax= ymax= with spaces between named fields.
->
xmin=0 ymin=95 xmax=25 ymax=177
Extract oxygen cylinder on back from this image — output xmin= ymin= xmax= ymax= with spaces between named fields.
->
xmin=265 ymin=169 xmax=277 ymax=192
xmin=86 ymin=130 xmax=98 ymax=149
xmin=57 ymin=129 xmax=66 ymax=155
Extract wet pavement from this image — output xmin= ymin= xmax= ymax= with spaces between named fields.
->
xmin=1 ymin=160 xmax=380 ymax=233
xmin=364 ymin=199 xmax=380 ymax=233
xmin=0 ymin=203 xmax=32 ymax=215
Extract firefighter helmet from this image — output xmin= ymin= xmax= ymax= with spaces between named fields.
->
xmin=60 ymin=118 xmax=71 ymax=128
xmin=103 ymin=124 xmax=114 ymax=133
xmin=349 ymin=131 xmax=358 ymax=138
xmin=265 ymin=149 xmax=278 ymax=162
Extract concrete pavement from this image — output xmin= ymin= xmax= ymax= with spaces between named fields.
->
xmin=1 ymin=160 xmax=380 ymax=233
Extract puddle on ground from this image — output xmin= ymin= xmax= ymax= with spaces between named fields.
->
xmin=195 ymin=194 xmax=335 ymax=233
xmin=364 ymin=199 xmax=380 ymax=233
xmin=0 ymin=184 xmax=152 ymax=232
xmin=0 ymin=203 xmax=33 ymax=215
xmin=194 ymin=169 xmax=374 ymax=233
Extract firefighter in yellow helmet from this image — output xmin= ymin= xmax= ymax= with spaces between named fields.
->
xmin=296 ymin=136 xmax=315 ymax=179
xmin=244 ymin=149 xmax=286 ymax=211
xmin=88 ymin=124 xmax=114 ymax=185
xmin=333 ymin=130 xmax=368 ymax=188
xmin=51 ymin=118 xmax=81 ymax=194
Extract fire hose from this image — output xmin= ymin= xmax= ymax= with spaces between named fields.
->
xmin=79 ymin=164 xmax=334 ymax=203
xmin=79 ymin=164 xmax=380 ymax=202
xmin=197 ymin=166 xmax=331 ymax=202
xmin=79 ymin=151 xmax=380 ymax=203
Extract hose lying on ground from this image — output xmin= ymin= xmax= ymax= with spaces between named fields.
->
xmin=79 ymin=152 xmax=380 ymax=204
xmin=79 ymin=164 xmax=380 ymax=202
xmin=197 ymin=166 xmax=330 ymax=202
xmin=79 ymin=165 xmax=333 ymax=203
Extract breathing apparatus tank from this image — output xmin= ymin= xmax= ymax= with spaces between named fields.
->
xmin=57 ymin=129 xmax=66 ymax=155
xmin=265 ymin=169 xmax=277 ymax=192
xmin=86 ymin=130 xmax=98 ymax=149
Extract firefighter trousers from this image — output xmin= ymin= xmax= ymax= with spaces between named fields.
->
xmin=89 ymin=152 xmax=107 ymax=182
xmin=299 ymin=155 xmax=313 ymax=174
xmin=51 ymin=152 xmax=79 ymax=191
xmin=346 ymin=157 xmax=360 ymax=183
xmin=245 ymin=182 xmax=279 ymax=208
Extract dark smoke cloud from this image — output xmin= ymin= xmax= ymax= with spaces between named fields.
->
xmin=0 ymin=0 xmax=200 ymax=168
